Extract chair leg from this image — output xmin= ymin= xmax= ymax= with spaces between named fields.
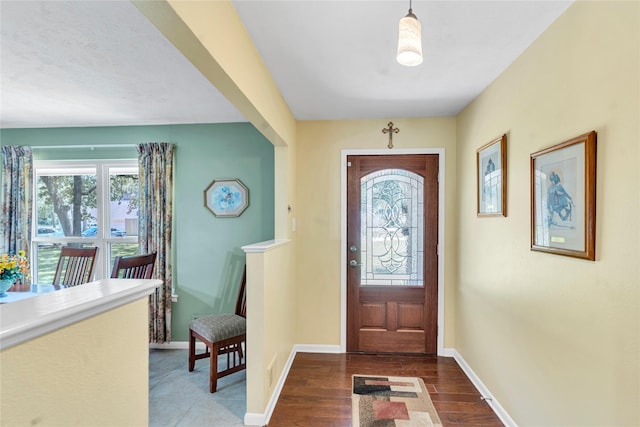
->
xmin=209 ymin=343 xmax=219 ymax=393
xmin=236 ymin=341 xmax=244 ymax=360
xmin=188 ymin=330 xmax=196 ymax=372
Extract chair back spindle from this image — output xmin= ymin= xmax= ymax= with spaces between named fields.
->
xmin=111 ymin=252 xmax=157 ymax=279
xmin=235 ymin=265 xmax=247 ymax=318
xmin=53 ymin=246 xmax=98 ymax=287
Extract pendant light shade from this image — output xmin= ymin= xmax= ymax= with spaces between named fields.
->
xmin=396 ymin=6 xmax=423 ymax=66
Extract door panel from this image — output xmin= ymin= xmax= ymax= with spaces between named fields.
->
xmin=347 ymin=154 xmax=439 ymax=354
xmin=397 ymin=303 xmax=424 ymax=329
xmin=359 ymin=330 xmax=426 ymax=353
xmin=361 ymin=303 xmax=386 ymax=328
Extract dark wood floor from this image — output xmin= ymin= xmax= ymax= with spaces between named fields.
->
xmin=267 ymin=352 xmax=504 ymax=427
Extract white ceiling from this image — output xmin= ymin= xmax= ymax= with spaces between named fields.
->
xmin=0 ymin=0 xmax=573 ymax=129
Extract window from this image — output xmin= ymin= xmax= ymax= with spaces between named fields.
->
xmin=32 ymin=160 xmax=139 ymax=283
xmin=360 ymin=168 xmax=424 ymax=286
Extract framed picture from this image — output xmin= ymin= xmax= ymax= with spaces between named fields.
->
xmin=204 ymin=179 xmax=249 ymax=218
xmin=477 ymin=134 xmax=507 ymax=217
xmin=530 ymin=131 xmax=597 ymax=260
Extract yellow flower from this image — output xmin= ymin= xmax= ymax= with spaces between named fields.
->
xmin=0 ymin=252 xmax=30 ymax=282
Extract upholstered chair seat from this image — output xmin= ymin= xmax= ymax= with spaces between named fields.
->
xmin=188 ymin=266 xmax=247 ymax=393
xmin=189 ymin=314 xmax=246 ymax=344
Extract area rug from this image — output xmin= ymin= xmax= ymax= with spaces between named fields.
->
xmin=352 ymin=375 xmax=443 ymax=427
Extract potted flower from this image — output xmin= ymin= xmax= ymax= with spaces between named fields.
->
xmin=0 ymin=250 xmax=30 ymax=297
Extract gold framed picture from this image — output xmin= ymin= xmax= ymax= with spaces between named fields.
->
xmin=530 ymin=131 xmax=597 ymax=260
xmin=477 ymin=134 xmax=507 ymax=217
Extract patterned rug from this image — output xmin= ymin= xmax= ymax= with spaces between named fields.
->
xmin=352 ymin=375 xmax=443 ymax=427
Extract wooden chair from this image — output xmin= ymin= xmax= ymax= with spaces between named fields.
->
xmin=110 ymin=252 xmax=157 ymax=279
xmin=188 ymin=266 xmax=247 ymax=393
xmin=52 ymin=246 xmax=98 ymax=287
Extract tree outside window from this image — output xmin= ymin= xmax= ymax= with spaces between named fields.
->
xmin=33 ymin=161 xmax=139 ymax=283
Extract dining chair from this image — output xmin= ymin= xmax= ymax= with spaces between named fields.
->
xmin=52 ymin=246 xmax=98 ymax=287
xmin=110 ymin=252 xmax=157 ymax=279
xmin=188 ymin=265 xmax=247 ymax=393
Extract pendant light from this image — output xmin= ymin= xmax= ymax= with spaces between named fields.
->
xmin=396 ymin=0 xmax=423 ymax=66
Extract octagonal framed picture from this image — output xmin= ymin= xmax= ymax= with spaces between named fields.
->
xmin=204 ymin=178 xmax=249 ymax=218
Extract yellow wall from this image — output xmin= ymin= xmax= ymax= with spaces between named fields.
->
xmin=133 ymin=0 xmax=296 ymax=239
xmin=133 ymin=0 xmax=295 ymax=148
xmin=295 ymin=118 xmax=458 ymax=347
xmin=245 ymin=241 xmax=296 ymax=413
xmin=0 ymin=299 xmax=149 ymax=426
xmin=135 ymin=1 xmax=299 ymax=414
xmin=89 ymin=1 xmax=638 ymax=424
xmin=456 ymin=2 xmax=639 ymax=425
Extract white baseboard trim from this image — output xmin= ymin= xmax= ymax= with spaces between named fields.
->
xmin=244 ymin=347 xmax=296 ymax=426
xmin=154 ymin=343 xmax=516 ymax=426
xmin=149 ymin=341 xmax=206 ymax=350
xmin=243 ymin=344 xmax=341 ymax=426
xmin=149 ymin=341 xmax=187 ymax=350
xmin=293 ymin=343 xmax=342 ymax=354
xmin=243 ymin=412 xmax=266 ymax=426
xmin=452 ymin=350 xmax=517 ymax=427
xmin=442 ymin=347 xmax=456 ymax=357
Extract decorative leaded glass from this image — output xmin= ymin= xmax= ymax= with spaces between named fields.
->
xmin=360 ymin=169 xmax=423 ymax=287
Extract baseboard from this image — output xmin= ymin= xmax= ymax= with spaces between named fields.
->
xmin=293 ymin=343 xmax=341 ymax=354
xmin=442 ymin=347 xmax=456 ymax=357
xmin=244 ymin=347 xmax=297 ymax=426
xmin=243 ymin=344 xmax=340 ymax=426
xmin=149 ymin=341 xmax=206 ymax=350
xmin=243 ymin=412 xmax=266 ymax=426
xmin=451 ymin=350 xmax=517 ymax=427
xmin=149 ymin=341 xmax=187 ymax=349
xmin=155 ymin=343 xmax=516 ymax=426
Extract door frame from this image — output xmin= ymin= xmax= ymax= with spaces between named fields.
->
xmin=340 ymin=148 xmax=446 ymax=355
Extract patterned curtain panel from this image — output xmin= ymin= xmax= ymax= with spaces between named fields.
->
xmin=138 ymin=143 xmax=175 ymax=343
xmin=1 ymin=146 xmax=33 ymax=257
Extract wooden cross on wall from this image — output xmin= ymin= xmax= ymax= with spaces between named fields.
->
xmin=382 ymin=122 xmax=399 ymax=149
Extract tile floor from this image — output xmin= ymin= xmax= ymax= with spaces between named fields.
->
xmin=149 ymin=349 xmax=246 ymax=427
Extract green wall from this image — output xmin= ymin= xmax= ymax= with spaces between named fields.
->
xmin=1 ymin=123 xmax=275 ymax=341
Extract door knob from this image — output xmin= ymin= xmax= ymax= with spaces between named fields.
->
xmin=349 ymin=259 xmax=363 ymax=267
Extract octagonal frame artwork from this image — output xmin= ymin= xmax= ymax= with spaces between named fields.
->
xmin=204 ymin=178 xmax=249 ymax=218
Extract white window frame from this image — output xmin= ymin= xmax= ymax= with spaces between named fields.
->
xmin=32 ymin=159 xmax=138 ymax=282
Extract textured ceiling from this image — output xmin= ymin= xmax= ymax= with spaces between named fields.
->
xmin=0 ymin=0 xmax=573 ymax=129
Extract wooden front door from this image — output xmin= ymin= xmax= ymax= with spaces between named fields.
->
xmin=346 ymin=154 xmax=439 ymax=354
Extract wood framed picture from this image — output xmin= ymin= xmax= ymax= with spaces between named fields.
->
xmin=204 ymin=178 xmax=249 ymax=218
xmin=530 ymin=131 xmax=597 ymax=260
xmin=477 ymin=134 xmax=507 ymax=217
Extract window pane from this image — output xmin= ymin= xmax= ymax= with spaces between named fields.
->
xmin=109 ymin=243 xmax=141 ymax=270
xmin=36 ymin=169 xmax=97 ymax=237
xmin=33 ymin=161 xmax=138 ymax=282
xmin=34 ymin=243 xmax=62 ymax=284
xmin=109 ymin=171 xmax=139 ymax=237
xmin=360 ymin=169 xmax=424 ymax=287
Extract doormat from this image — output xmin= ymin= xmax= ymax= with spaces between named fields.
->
xmin=352 ymin=375 xmax=443 ymax=427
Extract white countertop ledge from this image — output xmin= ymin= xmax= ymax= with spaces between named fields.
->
xmin=242 ymin=239 xmax=290 ymax=253
xmin=0 ymin=278 xmax=162 ymax=351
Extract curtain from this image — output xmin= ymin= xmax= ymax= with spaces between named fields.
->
xmin=1 ymin=146 xmax=33 ymax=259
xmin=138 ymin=143 xmax=175 ymax=344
